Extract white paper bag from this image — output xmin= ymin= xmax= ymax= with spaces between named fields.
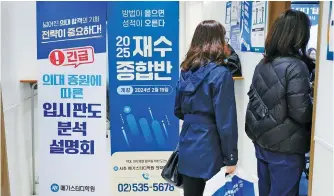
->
xmin=203 ymin=167 xmax=258 ymax=196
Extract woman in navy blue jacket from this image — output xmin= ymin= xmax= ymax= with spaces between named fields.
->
xmin=174 ymin=20 xmax=238 ymax=196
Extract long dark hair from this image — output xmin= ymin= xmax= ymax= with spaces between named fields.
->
xmin=181 ymin=20 xmax=229 ymax=71
xmin=264 ymin=9 xmax=314 ymax=70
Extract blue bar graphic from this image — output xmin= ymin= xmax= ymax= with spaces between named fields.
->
xmin=139 ymin=118 xmax=154 ymax=144
xmin=126 ymin=114 xmax=140 ymax=135
xmin=152 ymin=120 xmax=166 ymax=147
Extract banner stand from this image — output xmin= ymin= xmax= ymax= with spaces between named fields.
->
xmin=30 ymin=83 xmax=38 ymax=196
xmin=37 ymin=2 xmax=109 ymax=195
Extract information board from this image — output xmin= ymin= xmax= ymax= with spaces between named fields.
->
xmin=240 ymin=1 xmax=267 ymax=53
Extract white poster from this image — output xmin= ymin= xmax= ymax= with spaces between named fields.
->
xmin=328 ymin=1 xmax=334 ymax=60
xmin=230 ymin=1 xmax=242 ymax=50
xmin=241 ymin=1 xmax=267 ymax=53
xmin=37 ymin=2 xmax=110 ymax=195
xmin=251 ymin=1 xmax=266 ymax=48
xmin=231 ymin=1 xmax=241 ymax=26
xmin=225 ymin=1 xmax=232 ymax=39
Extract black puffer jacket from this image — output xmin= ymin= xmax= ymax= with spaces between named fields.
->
xmin=245 ymin=57 xmax=313 ymax=154
xmin=226 ymin=44 xmax=242 ymax=77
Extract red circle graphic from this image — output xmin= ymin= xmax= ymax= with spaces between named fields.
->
xmin=49 ymin=50 xmax=65 ymax=66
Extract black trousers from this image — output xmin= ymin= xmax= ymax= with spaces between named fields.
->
xmin=183 ymin=175 xmax=206 ymax=196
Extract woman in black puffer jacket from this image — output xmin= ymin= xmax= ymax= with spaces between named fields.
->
xmin=245 ymin=10 xmax=314 ymax=196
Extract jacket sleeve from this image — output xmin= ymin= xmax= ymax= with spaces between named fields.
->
xmin=286 ymin=61 xmax=313 ymax=124
xmin=228 ymin=45 xmax=240 ymax=64
xmin=226 ymin=45 xmax=242 ymax=76
xmin=174 ymin=81 xmax=184 ymax=120
xmin=212 ymin=70 xmax=238 ymax=166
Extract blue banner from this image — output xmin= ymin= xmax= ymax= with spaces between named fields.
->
xmin=108 ymin=2 xmax=179 ymax=154
xmin=241 ymin=1 xmax=267 ymax=53
xmin=291 ymin=3 xmax=320 ymax=52
xmin=108 ymin=2 xmax=180 ymax=195
xmin=291 ymin=3 xmax=319 ymax=26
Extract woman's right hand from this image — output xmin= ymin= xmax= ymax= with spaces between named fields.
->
xmin=226 ymin=165 xmax=236 ymax=174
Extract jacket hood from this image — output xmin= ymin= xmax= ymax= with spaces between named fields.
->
xmin=178 ymin=62 xmax=217 ymax=95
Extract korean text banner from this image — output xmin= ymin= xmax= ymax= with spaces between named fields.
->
xmin=108 ymin=2 xmax=180 ymax=195
xmin=291 ymin=3 xmax=319 ymax=26
xmin=240 ymin=1 xmax=267 ymax=53
xmin=291 ymin=3 xmax=319 ymax=50
xmin=327 ymin=1 xmax=334 ymax=61
xmin=37 ymin=2 xmax=110 ymax=195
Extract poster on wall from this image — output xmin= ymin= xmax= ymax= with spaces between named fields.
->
xmin=291 ymin=3 xmax=319 ymax=26
xmin=37 ymin=2 xmax=110 ymax=195
xmin=108 ymin=2 xmax=180 ymax=195
xmin=241 ymin=1 xmax=267 ymax=53
xmin=291 ymin=3 xmax=319 ymax=55
xmin=225 ymin=1 xmax=232 ymax=39
xmin=230 ymin=1 xmax=242 ymax=50
xmin=327 ymin=1 xmax=334 ymax=61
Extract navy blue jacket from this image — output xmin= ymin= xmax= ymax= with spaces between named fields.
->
xmin=174 ymin=62 xmax=238 ymax=179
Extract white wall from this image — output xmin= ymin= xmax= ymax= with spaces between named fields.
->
xmin=311 ymin=2 xmax=333 ymax=195
xmin=1 ymin=1 xmax=37 ymax=196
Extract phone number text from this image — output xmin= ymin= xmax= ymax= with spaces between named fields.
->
xmin=118 ymin=183 xmax=175 ymax=192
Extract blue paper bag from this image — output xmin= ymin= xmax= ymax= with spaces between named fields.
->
xmin=204 ymin=167 xmax=257 ymax=196
xmin=213 ymin=175 xmax=255 ymax=196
